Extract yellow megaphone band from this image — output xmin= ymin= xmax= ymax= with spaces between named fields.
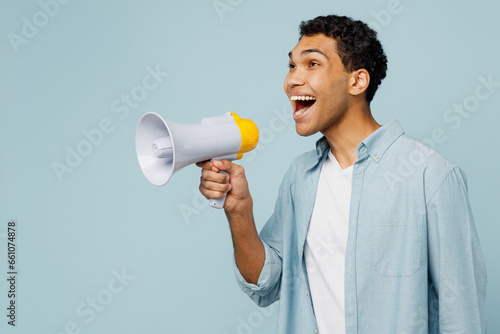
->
xmin=230 ymin=112 xmax=259 ymax=159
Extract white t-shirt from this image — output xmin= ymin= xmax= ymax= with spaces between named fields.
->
xmin=304 ymin=150 xmax=353 ymax=334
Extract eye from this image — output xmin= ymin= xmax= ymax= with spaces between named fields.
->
xmin=288 ymin=63 xmax=296 ymax=69
xmin=310 ymin=61 xmax=319 ymax=67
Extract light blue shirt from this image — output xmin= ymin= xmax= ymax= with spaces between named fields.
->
xmin=233 ymin=119 xmax=487 ymax=334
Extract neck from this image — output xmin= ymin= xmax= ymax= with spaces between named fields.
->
xmin=322 ymin=102 xmax=380 ymax=169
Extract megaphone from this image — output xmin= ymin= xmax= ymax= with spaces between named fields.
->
xmin=135 ymin=112 xmax=259 ymax=209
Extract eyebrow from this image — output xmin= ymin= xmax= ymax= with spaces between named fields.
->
xmin=288 ymin=48 xmax=329 ymax=61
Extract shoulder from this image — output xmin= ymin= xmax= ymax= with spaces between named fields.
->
xmin=392 ymin=133 xmax=467 ymax=199
xmin=397 ymin=133 xmax=457 ymax=170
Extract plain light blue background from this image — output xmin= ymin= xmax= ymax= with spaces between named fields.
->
xmin=1 ymin=0 xmax=499 ymax=333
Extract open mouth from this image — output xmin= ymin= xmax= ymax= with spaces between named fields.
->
xmin=291 ymin=95 xmax=316 ymax=117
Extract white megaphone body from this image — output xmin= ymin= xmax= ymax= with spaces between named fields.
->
xmin=136 ymin=112 xmax=259 ymax=209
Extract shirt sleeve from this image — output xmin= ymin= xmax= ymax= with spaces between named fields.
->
xmin=232 ymin=239 xmax=282 ymax=307
xmin=426 ymin=166 xmax=487 ymax=333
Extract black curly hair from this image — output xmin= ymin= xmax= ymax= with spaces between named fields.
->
xmin=299 ymin=15 xmax=387 ymax=102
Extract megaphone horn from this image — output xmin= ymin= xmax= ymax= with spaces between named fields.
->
xmin=135 ymin=112 xmax=259 ymax=209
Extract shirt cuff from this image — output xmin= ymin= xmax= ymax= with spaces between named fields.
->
xmin=233 ymin=240 xmax=282 ymax=297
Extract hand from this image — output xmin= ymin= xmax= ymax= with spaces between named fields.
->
xmin=196 ymin=160 xmax=252 ymax=214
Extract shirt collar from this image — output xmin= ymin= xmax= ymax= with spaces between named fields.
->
xmin=315 ymin=136 xmax=330 ymax=159
xmin=314 ymin=119 xmax=405 ymax=164
xmin=357 ymin=119 xmax=404 ymax=163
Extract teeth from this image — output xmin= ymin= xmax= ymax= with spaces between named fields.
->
xmin=291 ymin=95 xmax=316 ymax=101
xmin=294 ymin=105 xmax=310 ymax=116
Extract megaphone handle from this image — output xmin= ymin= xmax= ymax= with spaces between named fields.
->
xmin=209 ymin=170 xmax=230 ymax=209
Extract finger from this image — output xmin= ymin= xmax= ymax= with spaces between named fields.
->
xmin=212 ymin=160 xmax=227 ymax=171
xmin=199 ymin=182 xmax=229 ymax=199
xmin=213 ymin=160 xmax=244 ymax=176
xmin=196 ymin=160 xmax=213 ymax=169
xmin=199 ymin=183 xmax=210 ymax=199
xmin=201 ymin=168 xmax=230 ymax=184
xmin=201 ymin=178 xmax=232 ymax=193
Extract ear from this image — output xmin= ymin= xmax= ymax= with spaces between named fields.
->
xmin=348 ymin=69 xmax=370 ymax=97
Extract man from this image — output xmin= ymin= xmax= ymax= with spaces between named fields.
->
xmin=197 ymin=15 xmax=487 ymax=334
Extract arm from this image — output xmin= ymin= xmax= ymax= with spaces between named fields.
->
xmin=198 ymin=159 xmax=285 ymax=306
xmin=427 ymin=167 xmax=487 ymax=333
xmin=197 ymin=160 xmax=265 ymax=284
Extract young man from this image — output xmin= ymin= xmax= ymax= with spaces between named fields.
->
xmin=197 ymin=15 xmax=487 ymax=334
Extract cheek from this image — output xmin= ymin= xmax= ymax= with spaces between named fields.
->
xmin=320 ymin=75 xmax=348 ymax=101
xmin=309 ymin=71 xmax=337 ymax=98
xmin=306 ymin=73 xmax=322 ymax=92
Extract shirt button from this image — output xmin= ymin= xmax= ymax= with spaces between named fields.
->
xmin=299 ymin=250 xmax=302 ymax=257
xmin=374 ymin=154 xmax=379 ymax=159
xmin=314 ymin=329 xmax=318 ymax=333
xmin=306 ymin=291 xmax=309 ymax=296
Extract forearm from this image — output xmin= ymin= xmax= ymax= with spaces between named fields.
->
xmin=225 ymin=197 xmax=265 ymax=285
xmin=197 ymin=159 xmax=267 ymax=285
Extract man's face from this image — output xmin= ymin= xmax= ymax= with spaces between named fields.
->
xmin=284 ymin=34 xmax=351 ymax=137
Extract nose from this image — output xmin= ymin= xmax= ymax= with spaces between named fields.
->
xmin=285 ymin=69 xmax=305 ymax=89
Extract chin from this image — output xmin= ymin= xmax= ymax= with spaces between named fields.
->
xmin=295 ymin=124 xmax=318 ymax=137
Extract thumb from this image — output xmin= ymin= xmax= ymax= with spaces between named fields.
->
xmin=212 ymin=160 xmax=239 ymax=174
xmin=212 ymin=159 xmax=231 ymax=171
